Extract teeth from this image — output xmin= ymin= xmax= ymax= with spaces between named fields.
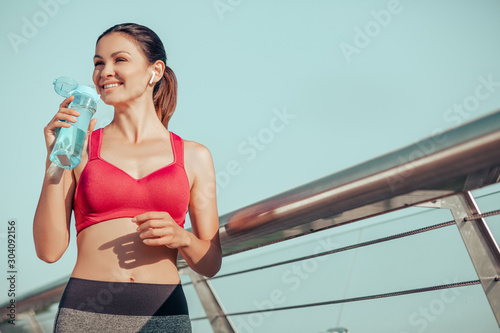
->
xmin=103 ymin=83 xmax=120 ymax=89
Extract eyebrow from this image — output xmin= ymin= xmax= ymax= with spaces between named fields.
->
xmin=94 ymin=51 xmax=131 ymax=59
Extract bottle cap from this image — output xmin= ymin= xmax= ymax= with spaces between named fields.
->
xmin=53 ymin=77 xmax=78 ymax=97
xmin=53 ymin=77 xmax=99 ymax=102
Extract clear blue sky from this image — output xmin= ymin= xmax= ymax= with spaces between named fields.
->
xmin=1 ymin=0 xmax=500 ymax=331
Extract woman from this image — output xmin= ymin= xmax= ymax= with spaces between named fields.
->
xmin=33 ymin=23 xmax=221 ymax=332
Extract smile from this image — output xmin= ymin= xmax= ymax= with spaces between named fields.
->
xmin=102 ymin=83 xmax=122 ymax=89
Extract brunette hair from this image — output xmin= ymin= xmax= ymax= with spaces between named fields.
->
xmin=96 ymin=23 xmax=177 ymax=129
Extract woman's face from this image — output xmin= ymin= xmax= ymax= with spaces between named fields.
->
xmin=93 ymin=32 xmax=152 ymax=107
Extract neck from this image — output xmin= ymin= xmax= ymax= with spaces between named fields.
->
xmin=108 ymin=95 xmax=167 ymax=143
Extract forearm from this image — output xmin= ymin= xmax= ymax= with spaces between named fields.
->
xmin=33 ymin=159 xmax=72 ymax=262
xmin=177 ymin=229 xmax=222 ymax=278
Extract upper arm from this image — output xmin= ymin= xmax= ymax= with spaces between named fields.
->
xmin=185 ymin=141 xmax=220 ymax=244
xmin=64 ymin=170 xmax=77 ymax=229
xmin=33 ymin=163 xmax=76 ymax=261
xmin=49 ymin=165 xmax=77 ymax=235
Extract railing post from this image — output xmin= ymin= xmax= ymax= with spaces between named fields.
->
xmin=18 ymin=309 xmax=44 ymax=333
xmin=438 ymin=192 xmax=500 ymax=326
xmin=180 ymin=267 xmax=237 ymax=333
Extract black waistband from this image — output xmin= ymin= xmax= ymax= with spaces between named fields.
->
xmin=58 ymin=277 xmax=189 ymax=316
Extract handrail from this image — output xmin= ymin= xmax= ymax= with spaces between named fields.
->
xmin=215 ymin=109 xmax=500 ymax=256
xmin=3 ymin=109 xmax=500 ymax=319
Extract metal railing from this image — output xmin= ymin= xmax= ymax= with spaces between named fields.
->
xmin=2 ymin=109 xmax=500 ymax=332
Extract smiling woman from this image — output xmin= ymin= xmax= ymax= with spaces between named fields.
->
xmin=33 ymin=23 xmax=222 ymax=333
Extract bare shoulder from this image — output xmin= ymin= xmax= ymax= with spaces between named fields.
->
xmin=182 ymin=139 xmax=215 ymax=170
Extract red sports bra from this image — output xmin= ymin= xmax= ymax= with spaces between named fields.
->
xmin=73 ymin=127 xmax=190 ymax=235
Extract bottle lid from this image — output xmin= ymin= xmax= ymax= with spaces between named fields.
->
xmin=53 ymin=77 xmax=99 ymax=102
xmin=53 ymin=77 xmax=78 ymax=97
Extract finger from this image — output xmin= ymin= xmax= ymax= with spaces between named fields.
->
xmin=53 ymin=112 xmax=79 ymax=124
xmin=46 ymin=107 xmax=80 ymax=128
xmin=58 ymin=107 xmax=80 ymax=118
xmin=59 ymin=95 xmax=75 ymax=108
xmin=45 ymin=118 xmax=75 ymax=132
xmin=45 ymin=117 xmax=75 ymax=133
xmin=56 ymin=104 xmax=80 ymax=119
xmin=136 ymin=220 xmax=171 ymax=232
xmin=88 ymin=118 xmax=97 ymax=133
xmin=52 ymin=121 xmax=73 ymax=129
xmin=132 ymin=211 xmax=170 ymax=223
xmin=142 ymin=238 xmax=165 ymax=246
xmin=139 ymin=227 xmax=170 ymax=238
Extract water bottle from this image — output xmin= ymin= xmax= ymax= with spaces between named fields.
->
xmin=49 ymin=77 xmax=99 ymax=170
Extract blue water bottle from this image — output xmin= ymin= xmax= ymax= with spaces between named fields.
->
xmin=49 ymin=77 xmax=99 ymax=169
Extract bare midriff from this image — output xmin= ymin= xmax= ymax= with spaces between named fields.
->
xmin=70 ymin=217 xmax=181 ymax=284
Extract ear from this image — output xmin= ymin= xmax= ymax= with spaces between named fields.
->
xmin=150 ymin=60 xmax=165 ymax=84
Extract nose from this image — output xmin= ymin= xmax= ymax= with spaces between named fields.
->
xmin=100 ymin=62 xmax=115 ymax=79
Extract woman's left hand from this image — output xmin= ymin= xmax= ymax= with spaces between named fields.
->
xmin=132 ymin=212 xmax=190 ymax=248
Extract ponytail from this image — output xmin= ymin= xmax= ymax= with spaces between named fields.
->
xmin=153 ymin=65 xmax=177 ymax=129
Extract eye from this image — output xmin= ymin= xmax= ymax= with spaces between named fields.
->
xmin=116 ymin=57 xmax=127 ymax=62
xmin=94 ymin=61 xmax=104 ymax=67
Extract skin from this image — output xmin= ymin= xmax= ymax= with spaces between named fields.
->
xmin=33 ymin=32 xmax=222 ymax=283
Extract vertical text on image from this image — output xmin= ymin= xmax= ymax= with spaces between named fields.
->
xmin=6 ymin=219 xmax=17 ymax=325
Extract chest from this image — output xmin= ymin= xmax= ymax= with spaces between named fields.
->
xmin=100 ymin=139 xmax=175 ymax=180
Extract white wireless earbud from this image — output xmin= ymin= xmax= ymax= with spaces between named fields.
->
xmin=149 ymin=71 xmax=156 ymax=85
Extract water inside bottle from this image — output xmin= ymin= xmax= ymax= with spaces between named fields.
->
xmin=50 ymin=127 xmax=86 ymax=169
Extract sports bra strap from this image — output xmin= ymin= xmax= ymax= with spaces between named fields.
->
xmin=171 ymin=132 xmax=184 ymax=168
xmin=88 ymin=128 xmax=101 ymax=160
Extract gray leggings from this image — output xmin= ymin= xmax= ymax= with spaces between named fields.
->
xmin=53 ymin=277 xmax=192 ymax=333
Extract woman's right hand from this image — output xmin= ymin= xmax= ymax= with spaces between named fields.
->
xmin=44 ymin=96 xmax=80 ymax=154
